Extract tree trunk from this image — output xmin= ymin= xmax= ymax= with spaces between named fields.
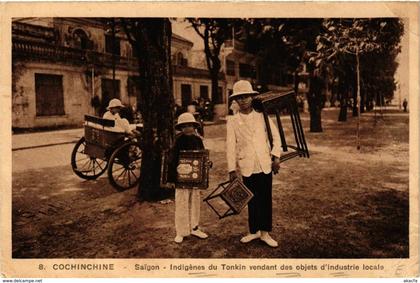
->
xmin=360 ymin=86 xmax=365 ymax=114
xmin=337 ymin=78 xmax=348 ymax=122
xmin=338 ymin=95 xmax=347 ymax=122
xmin=356 ymin=51 xmax=361 ymax=150
xmin=366 ymin=90 xmax=373 ymax=112
xmin=308 ymin=103 xmax=323 ymax=132
xmin=307 ymin=75 xmax=323 ymax=132
xmin=210 ymin=69 xmax=219 ymax=104
xmin=352 ymin=89 xmax=358 ymax=117
xmin=132 ymin=19 xmax=174 ymax=201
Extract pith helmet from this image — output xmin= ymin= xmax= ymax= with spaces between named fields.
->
xmin=106 ymin=98 xmax=124 ymax=110
xmin=230 ymin=80 xmax=259 ymax=99
xmin=176 ymin=112 xmax=200 ymax=130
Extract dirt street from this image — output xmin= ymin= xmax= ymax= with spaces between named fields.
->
xmin=12 ymin=107 xmax=409 ymax=258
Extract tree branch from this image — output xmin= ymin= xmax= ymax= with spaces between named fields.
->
xmin=188 ymin=19 xmax=205 ymax=40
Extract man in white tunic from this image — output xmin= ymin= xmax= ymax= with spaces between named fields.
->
xmin=226 ymin=80 xmax=282 ymax=248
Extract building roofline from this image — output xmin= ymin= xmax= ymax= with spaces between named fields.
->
xmin=172 ymin=33 xmax=194 ymax=47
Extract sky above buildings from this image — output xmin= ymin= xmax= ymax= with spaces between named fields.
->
xmin=171 ymin=19 xmax=204 ymax=51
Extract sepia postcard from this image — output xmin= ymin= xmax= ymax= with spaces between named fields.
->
xmin=0 ymin=1 xmax=419 ymax=279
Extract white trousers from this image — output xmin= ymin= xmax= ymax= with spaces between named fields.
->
xmin=175 ymin=189 xmax=201 ymax=237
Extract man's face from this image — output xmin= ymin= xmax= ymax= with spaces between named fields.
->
xmin=234 ymin=94 xmax=253 ymax=111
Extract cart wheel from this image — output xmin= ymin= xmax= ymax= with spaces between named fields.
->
xmin=107 ymin=141 xmax=142 ymax=191
xmin=71 ymin=137 xmax=108 ymax=180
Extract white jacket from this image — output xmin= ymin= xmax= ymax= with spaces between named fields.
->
xmin=226 ymin=110 xmax=282 ymax=177
xmin=103 ymin=111 xmax=131 ymax=133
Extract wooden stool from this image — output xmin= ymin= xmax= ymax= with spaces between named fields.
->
xmin=203 ymin=178 xmax=254 ymax=219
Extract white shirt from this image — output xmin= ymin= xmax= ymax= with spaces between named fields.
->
xmin=238 ymin=112 xmax=263 ymax=174
xmin=226 ymin=110 xmax=282 ymax=177
xmin=103 ymin=111 xmax=131 ymax=133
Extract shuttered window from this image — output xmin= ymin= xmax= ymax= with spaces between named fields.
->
xmin=226 ymin=60 xmax=235 ymax=76
xmin=105 ymin=34 xmax=120 ymax=56
xmin=200 ymin=85 xmax=209 ymax=100
xmin=181 ymin=84 xmax=192 ymax=107
xmin=128 ymin=76 xmax=141 ymax=97
xmin=35 ymin=73 xmax=65 ymax=116
xmin=239 ymin=63 xmax=255 ymax=78
xmin=214 ymin=86 xmax=224 ymax=104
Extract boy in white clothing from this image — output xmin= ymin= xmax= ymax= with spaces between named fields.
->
xmin=168 ymin=112 xmax=209 ymax=243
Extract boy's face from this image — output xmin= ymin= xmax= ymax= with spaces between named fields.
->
xmin=180 ymin=123 xmax=196 ymax=135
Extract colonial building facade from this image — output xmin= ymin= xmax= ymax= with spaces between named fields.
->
xmin=12 ymin=18 xmax=285 ymax=129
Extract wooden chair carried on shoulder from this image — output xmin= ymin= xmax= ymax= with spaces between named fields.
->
xmin=252 ymin=89 xmax=310 ymax=162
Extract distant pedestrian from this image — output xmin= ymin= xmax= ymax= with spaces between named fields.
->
xmin=169 ymin=112 xmax=209 ymax=244
xmin=403 ymin=98 xmax=408 ymax=112
xmin=174 ymin=98 xmax=185 ymax=118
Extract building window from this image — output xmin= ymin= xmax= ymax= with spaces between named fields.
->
xmin=35 ymin=74 xmax=65 ymax=116
xmin=176 ymin=52 xmax=188 ymax=67
xmin=200 ymin=85 xmax=209 ymax=100
xmin=214 ymin=86 xmax=224 ymax=104
xmin=177 ymin=53 xmax=183 ymax=65
xmin=181 ymin=84 xmax=192 ymax=107
xmin=239 ymin=63 xmax=255 ymax=78
xmin=128 ymin=76 xmax=141 ymax=97
xmin=226 ymin=60 xmax=235 ymax=76
xmin=105 ymin=34 xmax=120 ymax=56
xmin=73 ymin=29 xmax=91 ymax=50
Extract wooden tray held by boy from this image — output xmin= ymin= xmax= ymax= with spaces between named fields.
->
xmin=160 ymin=149 xmax=212 ymax=190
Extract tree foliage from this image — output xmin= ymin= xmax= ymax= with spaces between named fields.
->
xmin=187 ymin=18 xmax=240 ymax=103
xmin=242 ymin=19 xmax=325 ymax=132
xmin=306 ymin=18 xmax=403 ymax=148
xmin=308 ymin=18 xmax=404 ymax=114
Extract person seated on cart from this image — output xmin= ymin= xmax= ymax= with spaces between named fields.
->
xmin=103 ymin=98 xmax=140 ymax=135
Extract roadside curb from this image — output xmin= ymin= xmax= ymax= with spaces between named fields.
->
xmin=12 ymin=140 xmax=80 ymax=151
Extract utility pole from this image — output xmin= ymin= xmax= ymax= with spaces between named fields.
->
xmin=398 ymin=83 xmax=401 ymax=110
xmin=111 ymin=18 xmax=116 ymax=99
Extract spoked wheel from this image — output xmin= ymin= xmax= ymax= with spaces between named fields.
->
xmin=71 ymin=137 xmax=108 ymax=180
xmin=107 ymin=141 xmax=142 ymax=191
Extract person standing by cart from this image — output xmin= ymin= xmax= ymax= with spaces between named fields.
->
xmin=169 ymin=112 xmax=209 ymax=243
xmin=226 ymin=80 xmax=282 ymax=248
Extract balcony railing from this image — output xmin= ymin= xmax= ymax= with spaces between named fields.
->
xmin=173 ymin=65 xmax=224 ymax=80
xmin=12 ymin=22 xmax=57 ymax=42
xmin=13 ymin=39 xmax=86 ymax=63
xmin=13 ymin=39 xmax=138 ymax=71
xmin=86 ymin=51 xmax=139 ymax=70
